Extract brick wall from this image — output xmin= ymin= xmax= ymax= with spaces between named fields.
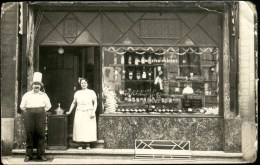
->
xmin=1 ymin=2 xmax=19 ymax=155
xmin=1 ymin=2 xmax=18 ymax=118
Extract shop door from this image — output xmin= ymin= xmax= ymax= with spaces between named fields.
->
xmin=39 ymin=46 xmax=101 ymax=140
xmin=39 ymin=46 xmax=79 ymax=112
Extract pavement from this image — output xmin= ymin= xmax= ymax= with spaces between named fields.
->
xmin=3 ymin=148 xmax=249 ymax=164
xmin=1 ymin=156 xmax=248 ymax=164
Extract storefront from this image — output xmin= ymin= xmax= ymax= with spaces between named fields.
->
xmin=1 ymin=1 xmax=257 ymax=161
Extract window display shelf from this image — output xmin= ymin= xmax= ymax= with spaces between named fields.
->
xmin=109 ymin=64 xmax=164 ymax=67
xmin=124 ymin=64 xmax=164 ymax=67
xmin=102 ymin=46 xmax=220 ymax=115
xmin=179 ymin=65 xmax=202 ymax=67
xmin=201 ymin=65 xmax=216 ymax=67
xmin=175 ymin=79 xmax=217 ymax=83
xmin=125 ymin=80 xmax=154 ymax=83
xmin=100 ymin=113 xmax=222 ymax=118
xmin=175 ymin=79 xmax=205 ymax=83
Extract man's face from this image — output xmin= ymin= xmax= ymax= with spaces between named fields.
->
xmin=32 ymin=82 xmax=41 ymax=93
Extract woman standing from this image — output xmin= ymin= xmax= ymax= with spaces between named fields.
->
xmin=66 ymin=78 xmax=97 ymax=149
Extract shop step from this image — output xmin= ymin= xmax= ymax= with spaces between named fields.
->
xmin=67 ymin=133 xmax=104 ymax=148
xmin=11 ymin=149 xmax=243 ymax=160
xmin=12 ymin=149 xmax=134 ymax=159
xmin=68 ymin=139 xmax=104 ymax=149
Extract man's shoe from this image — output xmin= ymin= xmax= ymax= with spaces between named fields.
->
xmin=38 ymin=155 xmax=48 ymax=161
xmin=24 ymin=156 xmax=32 ymax=162
xmin=86 ymin=144 xmax=90 ymax=150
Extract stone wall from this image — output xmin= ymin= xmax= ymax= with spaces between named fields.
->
xmin=98 ymin=116 xmax=223 ymax=150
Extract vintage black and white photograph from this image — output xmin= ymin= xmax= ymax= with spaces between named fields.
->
xmin=1 ymin=1 xmax=258 ymax=164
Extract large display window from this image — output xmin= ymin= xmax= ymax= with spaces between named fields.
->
xmin=102 ymin=47 xmax=220 ymax=115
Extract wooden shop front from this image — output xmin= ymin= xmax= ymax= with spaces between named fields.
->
xmin=14 ymin=2 xmax=242 ymax=153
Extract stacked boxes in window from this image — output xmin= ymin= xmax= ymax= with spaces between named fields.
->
xmin=47 ymin=114 xmax=69 ymax=150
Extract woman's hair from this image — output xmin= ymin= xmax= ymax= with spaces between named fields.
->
xmin=78 ymin=77 xmax=88 ymax=85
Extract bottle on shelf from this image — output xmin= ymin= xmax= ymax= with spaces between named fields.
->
xmin=148 ymin=67 xmax=153 ymax=80
xmin=132 ymin=89 xmax=136 ymax=102
xmin=128 ymin=54 xmax=132 ymax=65
xmin=140 ymin=89 xmax=144 ymax=103
xmin=127 ymin=88 xmax=132 ymax=102
xmin=122 ymin=68 xmax=125 ymax=80
xmin=119 ymin=88 xmax=124 ymax=101
xmin=142 ymin=67 xmax=147 ymax=80
xmin=129 ymin=70 xmax=133 ymax=80
xmin=114 ymin=67 xmax=118 ymax=80
xmin=121 ymin=54 xmax=125 ymax=64
xmin=158 ymin=55 xmax=162 ymax=63
xmin=114 ymin=54 xmax=117 ymax=64
xmin=124 ymin=90 xmax=128 ymax=101
xmin=211 ymin=67 xmax=217 ymax=80
xmin=141 ymin=55 xmax=146 ymax=64
xmin=162 ymin=55 xmax=166 ymax=63
xmin=204 ymin=83 xmax=210 ymax=95
xmin=136 ymin=70 xmax=141 ymax=80
xmin=204 ymin=68 xmax=210 ymax=80
xmin=135 ymin=90 xmax=140 ymax=102
xmin=134 ymin=56 xmax=139 ymax=65
xmin=128 ymin=94 xmax=132 ymax=102
xmin=148 ymin=54 xmax=152 ymax=64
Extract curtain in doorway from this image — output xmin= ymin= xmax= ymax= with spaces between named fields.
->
xmin=26 ymin=6 xmax=44 ymax=90
xmin=26 ymin=6 xmax=35 ymax=89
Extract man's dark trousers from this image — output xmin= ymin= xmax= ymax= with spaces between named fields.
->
xmin=24 ymin=107 xmax=46 ymax=157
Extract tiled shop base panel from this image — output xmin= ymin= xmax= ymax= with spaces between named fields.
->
xmin=98 ymin=117 xmax=223 ymax=150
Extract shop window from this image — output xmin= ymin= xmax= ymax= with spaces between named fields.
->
xmin=102 ymin=47 xmax=219 ymax=115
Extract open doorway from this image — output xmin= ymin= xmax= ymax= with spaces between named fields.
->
xmin=39 ymin=46 xmax=101 ymax=141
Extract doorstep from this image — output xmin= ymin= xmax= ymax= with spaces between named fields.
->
xmin=12 ymin=148 xmax=243 ymax=160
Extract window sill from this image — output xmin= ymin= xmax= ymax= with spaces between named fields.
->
xmin=100 ymin=113 xmax=222 ymax=118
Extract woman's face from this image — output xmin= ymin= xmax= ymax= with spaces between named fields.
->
xmin=80 ymin=79 xmax=88 ymax=89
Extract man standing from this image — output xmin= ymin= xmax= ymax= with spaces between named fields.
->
xmin=20 ymin=72 xmax=52 ymax=162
